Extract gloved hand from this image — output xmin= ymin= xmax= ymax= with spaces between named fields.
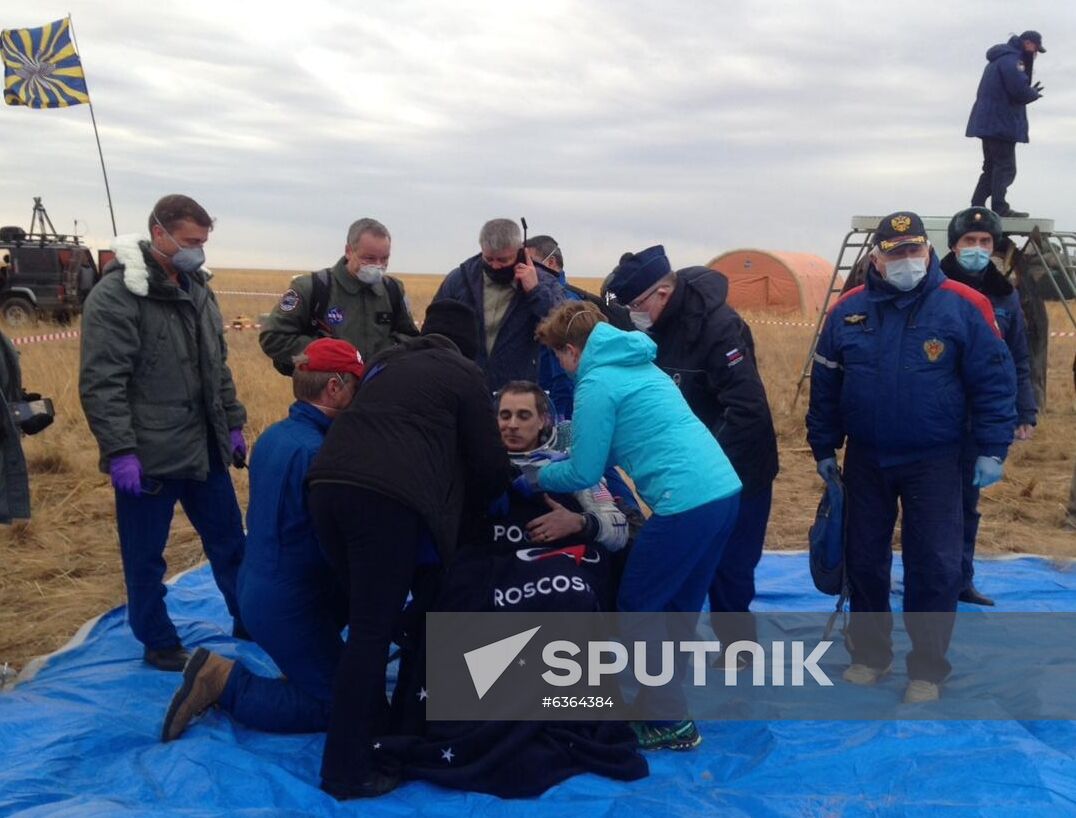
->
xmin=109 ymin=454 xmax=143 ymax=496
xmin=1032 ymin=81 xmax=1044 ymax=95
xmin=229 ymin=427 xmax=247 ymax=468
xmin=511 ymin=463 xmax=543 ymax=498
xmin=816 ymin=456 xmax=840 ymax=482
xmin=972 ymin=456 xmax=1004 ymax=488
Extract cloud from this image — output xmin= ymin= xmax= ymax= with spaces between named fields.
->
xmin=1 ymin=0 xmax=1073 ymax=275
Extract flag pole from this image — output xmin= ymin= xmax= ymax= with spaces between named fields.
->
xmin=66 ymin=14 xmax=117 ymax=236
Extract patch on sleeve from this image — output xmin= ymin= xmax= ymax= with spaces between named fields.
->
xmin=1016 ymin=60 xmax=1025 ymax=72
xmin=725 ymin=348 xmax=744 ymax=367
xmin=278 ymin=288 xmax=301 ymax=312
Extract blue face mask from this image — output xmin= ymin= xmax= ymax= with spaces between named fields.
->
xmin=957 ymin=247 xmax=991 ymax=274
xmin=883 ymin=256 xmax=928 ymax=291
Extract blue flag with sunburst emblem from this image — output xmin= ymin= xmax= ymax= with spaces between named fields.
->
xmin=1 ymin=17 xmax=89 ymax=108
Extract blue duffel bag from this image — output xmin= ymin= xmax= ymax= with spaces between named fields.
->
xmin=809 ymin=472 xmax=846 ymax=596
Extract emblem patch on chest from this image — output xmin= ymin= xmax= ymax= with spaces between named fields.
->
xmin=843 ymin=313 xmax=867 ymax=325
xmin=326 ymin=307 xmax=344 ymax=325
xmin=923 ymin=338 xmax=945 ymax=362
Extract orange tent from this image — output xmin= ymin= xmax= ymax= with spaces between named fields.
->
xmin=706 ymin=249 xmax=837 ymax=315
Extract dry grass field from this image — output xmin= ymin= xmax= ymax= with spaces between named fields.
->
xmin=1 ymin=267 xmax=1074 ymax=673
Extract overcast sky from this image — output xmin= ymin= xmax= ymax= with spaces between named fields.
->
xmin=1 ymin=1 xmax=1072 ymax=276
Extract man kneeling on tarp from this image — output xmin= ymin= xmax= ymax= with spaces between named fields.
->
xmin=375 ymin=381 xmax=647 ymax=798
xmin=161 ymin=338 xmax=363 ymax=741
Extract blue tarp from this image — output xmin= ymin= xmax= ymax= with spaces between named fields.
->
xmin=2 ymin=553 xmax=1076 ymax=817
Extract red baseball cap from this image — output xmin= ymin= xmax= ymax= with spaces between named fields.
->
xmin=298 ymin=338 xmax=365 ymax=378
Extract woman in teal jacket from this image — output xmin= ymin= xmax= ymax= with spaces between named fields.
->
xmin=520 ymin=301 xmax=741 ymax=751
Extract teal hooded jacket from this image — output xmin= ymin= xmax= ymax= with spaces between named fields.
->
xmin=538 ymin=323 xmax=741 ymax=516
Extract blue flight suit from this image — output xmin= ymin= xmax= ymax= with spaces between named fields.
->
xmin=807 ymin=257 xmax=1016 ymax=682
xmin=941 ymin=252 xmax=1036 ymax=592
xmin=219 ymin=401 xmax=347 ymax=732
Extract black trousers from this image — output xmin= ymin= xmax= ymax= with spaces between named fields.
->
xmin=971 ymin=138 xmax=1017 ymax=213
xmin=309 ymin=483 xmax=422 ymax=795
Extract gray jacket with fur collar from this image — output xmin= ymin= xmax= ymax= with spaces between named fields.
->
xmin=79 ymin=235 xmax=246 ymax=478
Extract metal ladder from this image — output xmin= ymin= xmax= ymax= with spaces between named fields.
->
xmin=791 ymin=227 xmax=874 ymax=407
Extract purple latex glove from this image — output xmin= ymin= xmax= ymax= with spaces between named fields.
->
xmin=229 ymin=428 xmax=247 ymax=467
xmin=109 ymin=454 xmax=143 ymax=496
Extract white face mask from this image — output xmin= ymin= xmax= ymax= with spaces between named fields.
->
xmin=882 ymin=257 xmax=928 ymax=291
xmin=357 ymin=264 xmax=385 ymax=284
xmin=629 ymin=310 xmax=653 ymax=331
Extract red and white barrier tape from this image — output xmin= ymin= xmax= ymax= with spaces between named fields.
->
xmin=10 ymin=330 xmax=81 ymax=346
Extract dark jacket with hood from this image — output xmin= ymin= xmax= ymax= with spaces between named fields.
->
xmin=305 ymin=334 xmax=512 ymax=563
xmin=648 ymin=266 xmax=779 ymax=495
xmin=432 ymin=254 xmax=563 ymax=392
xmin=79 ymin=235 xmax=247 ymax=478
xmin=940 ymin=252 xmax=1036 ymax=426
xmin=966 ymin=37 xmax=1041 ymax=143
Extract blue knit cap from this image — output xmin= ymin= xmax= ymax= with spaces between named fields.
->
xmin=606 ymin=245 xmax=672 ymax=305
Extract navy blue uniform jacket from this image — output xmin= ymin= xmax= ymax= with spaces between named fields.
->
xmin=966 ymin=37 xmax=1041 ymax=143
xmin=807 ymin=257 xmax=1017 ymax=467
xmin=433 ymin=254 xmax=563 ymax=392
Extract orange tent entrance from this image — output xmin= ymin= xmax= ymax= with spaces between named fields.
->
xmin=707 ymin=249 xmax=836 ymax=316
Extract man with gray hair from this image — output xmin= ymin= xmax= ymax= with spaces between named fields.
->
xmin=260 ymin=218 xmax=418 ymax=374
xmin=433 ymin=218 xmax=562 ymax=390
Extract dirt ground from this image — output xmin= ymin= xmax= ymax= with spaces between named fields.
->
xmin=1 ymin=268 xmax=1073 ymax=672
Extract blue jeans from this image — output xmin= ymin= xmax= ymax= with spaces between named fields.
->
xmin=114 ymin=460 xmax=244 ymax=650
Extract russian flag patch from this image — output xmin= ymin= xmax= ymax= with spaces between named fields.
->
xmin=726 ymin=348 xmax=744 ymax=367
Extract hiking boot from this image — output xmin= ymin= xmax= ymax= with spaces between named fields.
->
xmin=161 ymin=648 xmax=235 ymax=741
xmin=958 ymin=584 xmax=995 ymax=606
xmin=996 ymin=208 xmax=1029 ymax=218
xmin=903 ymin=680 xmax=941 ymax=704
xmin=631 ymin=720 xmax=702 ymax=751
xmin=143 ymin=644 xmax=190 ymax=672
xmin=322 ymin=771 xmax=401 ymax=800
xmin=842 ymin=663 xmax=892 ymax=685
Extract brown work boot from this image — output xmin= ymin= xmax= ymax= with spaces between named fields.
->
xmin=161 ymin=648 xmax=235 ymax=742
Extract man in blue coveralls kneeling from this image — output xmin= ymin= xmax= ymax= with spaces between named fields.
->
xmin=161 ymin=338 xmax=364 ymax=740
xmin=807 ymin=212 xmax=1016 ymax=705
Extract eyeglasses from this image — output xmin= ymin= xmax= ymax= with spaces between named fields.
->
xmin=540 ymin=244 xmax=560 ymax=266
xmin=628 ymin=287 xmax=661 ymax=312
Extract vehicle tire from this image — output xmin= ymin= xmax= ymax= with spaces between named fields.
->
xmin=1 ymin=297 xmax=37 ymax=328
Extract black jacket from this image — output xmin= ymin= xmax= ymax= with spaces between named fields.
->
xmin=306 ymin=335 xmax=512 ymax=562
xmin=649 ymin=266 xmax=779 ymax=494
xmin=432 ymin=254 xmax=563 ymax=391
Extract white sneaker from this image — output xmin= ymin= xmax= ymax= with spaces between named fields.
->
xmin=842 ymin=663 xmax=891 ymax=685
xmin=903 ymin=680 xmax=940 ymax=704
